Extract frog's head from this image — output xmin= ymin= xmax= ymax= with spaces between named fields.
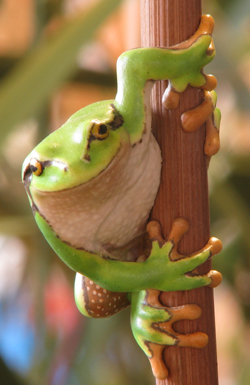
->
xmin=22 ymin=100 xmax=129 ymax=201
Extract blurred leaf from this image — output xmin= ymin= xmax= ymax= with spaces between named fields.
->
xmin=0 ymin=215 xmax=36 ymax=237
xmin=229 ymin=154 xmax=250 ymax=177
xmin=215 ymin=0 xmax=237 ymax=12
xmin=45 ymin=0 xmax=64 ymax=19
xmin=211 ymin=180 xmax=250 ymax=252
xmin=0 ymin=0 xmax=123 ymax=147
xmin=73 ymin=69 xmax=116 ymax=87
xmin=34 ymin=0 xmax=64 ymax=38
xmin=0 ymin=57 xmax=19 ymax=77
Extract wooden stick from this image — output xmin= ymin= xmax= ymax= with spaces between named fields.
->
xmin=140 ymin=1 xmax=219 ymax=384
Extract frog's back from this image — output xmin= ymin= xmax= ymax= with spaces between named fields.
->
xmin=67 ymin=100 xmax=115 ymax=123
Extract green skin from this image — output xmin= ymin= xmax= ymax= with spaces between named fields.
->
xmin=129 ymin=290 xmax=175 ymax=357
xmin=23 ymin=32 xmax=216 ymax=360
xmin=35 ymin=213 xmax=213 ymax=292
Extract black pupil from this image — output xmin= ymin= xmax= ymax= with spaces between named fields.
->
xmin=30 ymin=165 xmax=38 ymax=172
xmin=99 ymin=124 xmax=107 ymax=135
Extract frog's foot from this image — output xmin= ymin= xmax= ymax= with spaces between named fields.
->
xmin=181 ymin=90 xmax=220 ymax=158
xmin=145 ymin=292 xmax=208 ymax=379
xmin=74 ymin=274 xmax=130 ymax=318
xmin=148 ymin=331 xmax=208 ymax=380
xmin=157 ymin=304 xmax=208 ymax=348
xmin=147 ymin=218 xmax=222 ymax=290
xmin=162 ymin=14 xmax=217 ymax=111
xmin=162 ymin=83 xmax=182 ymax=110
xmin=148 ymin=343 xmax=169 ymax=380
xmin=172 ymin=14 xmax=215 ymax=51
xmin=162 ymin=74 xmax=217 ymax=110
xmin=162 ymin=86 xmax=220 ymax=160
xmin=181 ymin=90 xmax=215 ymax=133
xmin=205 ymin=106 xmax=221 ymax=163
xmin=146 ymin=290 xmax=208 ymax=348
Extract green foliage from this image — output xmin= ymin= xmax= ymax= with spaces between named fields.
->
xmin=0 ymin=0 xmax=122 ymax=145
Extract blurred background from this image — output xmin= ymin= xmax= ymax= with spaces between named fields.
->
xmin=0 ymin=0 xmax=249 ymax=384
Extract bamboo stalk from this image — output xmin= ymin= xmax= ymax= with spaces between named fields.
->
xmin=140 ymin=1 xmax=219 ymax=384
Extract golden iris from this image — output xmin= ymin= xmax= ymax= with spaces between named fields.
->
xmin=91 ymin=121 xmax=109 ymax=140
xmin=30 ymin=158 xmax=43 ymax=176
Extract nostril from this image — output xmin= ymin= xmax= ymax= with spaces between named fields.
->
xmin=29 ymin=158 xmax=43 ymax=176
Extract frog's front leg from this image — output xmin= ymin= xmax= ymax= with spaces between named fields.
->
xmin=146 ymin=217 xmax=222 ymax=291
xmin=180 ymin=90 xmax=221 ymax=158
xmin=35 ymin=213 xmax=221 ymax=292
xmin=163 ymin=86 xmax=221 ymax=159
xmin=115 ymin=14 xmax=217 ymax=145
xmin=130 ymin=289 xmax=209 ymax=380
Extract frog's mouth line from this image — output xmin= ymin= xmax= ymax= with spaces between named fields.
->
xmin=22 ymin=142 xmax=126 ymax=214
xmin=22 ymin=159 xmax=68 ymax=212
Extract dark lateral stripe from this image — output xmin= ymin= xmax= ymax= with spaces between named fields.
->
xmin=109 ymin=103 xmax=124 ymax=129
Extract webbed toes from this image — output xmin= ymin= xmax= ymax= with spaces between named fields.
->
xmin=178 ymin=331 xmax=208 ymax=348
xmin=149 ymin=344 xmax=169 ymax=380
xmin=181 ymin=90 xmax=214 ymax=133
xmin=207 ymin=269 xmax=223 ymax=288
xmin=201 ymin=74 xmax=217 ymax=91
xmin=198 ymin=14 xmax=215 ymax=37
xmin=170 ymin=15 xmax=215 ymax=51
xmin=183 ymin=268 xmax=222 ymax=289
xmin=162 ymin=83 xmax=181 ymax=110
xmin=207 ymin=236 xmax=223 ymax=256
xmin=146 ymin=217 xmax=222 ymax=291
xmin=147 ymin=220 xmax=164 ymax=244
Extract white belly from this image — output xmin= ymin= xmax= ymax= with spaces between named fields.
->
xmin=95 ymin=134 xmax=161 ymax=251
xmin=32 ymin=133 xmax=161 ymax=259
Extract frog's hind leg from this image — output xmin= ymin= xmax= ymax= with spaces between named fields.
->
xmin=74 ymin=274 xmax=130 ymax=318
xmin=157 ymin=303 xmax=208 ymax=348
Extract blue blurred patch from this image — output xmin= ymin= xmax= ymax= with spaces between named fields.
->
xmin=0 ymin=299 xmax=35 ymax=373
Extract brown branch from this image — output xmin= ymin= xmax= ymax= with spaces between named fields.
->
xmin=140 ymin=1 xmax=219 ymax=384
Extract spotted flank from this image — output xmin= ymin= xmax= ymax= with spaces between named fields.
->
xmin=75 ymin=274 xmax=130 ymax=318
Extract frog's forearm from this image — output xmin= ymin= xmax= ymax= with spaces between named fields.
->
xmin=36 ymin=211 xmax=163 ymax=291
xmin=116 ymin=36 xmax=212 ymax=94
xmin=35 ymin=212 xmax=213 ymax=293
xmin=115 ymin=35 xmax=214 ymax=144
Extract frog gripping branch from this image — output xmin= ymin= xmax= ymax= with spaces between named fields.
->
xmin=22 ymin=15 xmax=221 ymax=380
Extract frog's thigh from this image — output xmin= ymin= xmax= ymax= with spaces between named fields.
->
xmin=75 ymin=274 xmax=130 ymax=317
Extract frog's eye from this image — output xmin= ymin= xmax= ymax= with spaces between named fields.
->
xmin=91 ymin=121 xmax=109 ymax=140
xmin=30 ymin=158 xmax=43 ymax=176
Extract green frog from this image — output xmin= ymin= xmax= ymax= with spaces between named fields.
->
xmin=22 ymin=15 xmax=221 ymax=379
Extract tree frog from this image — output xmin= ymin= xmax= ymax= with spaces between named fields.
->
xmin=22 ymin=15 xmax=222 ymax=379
